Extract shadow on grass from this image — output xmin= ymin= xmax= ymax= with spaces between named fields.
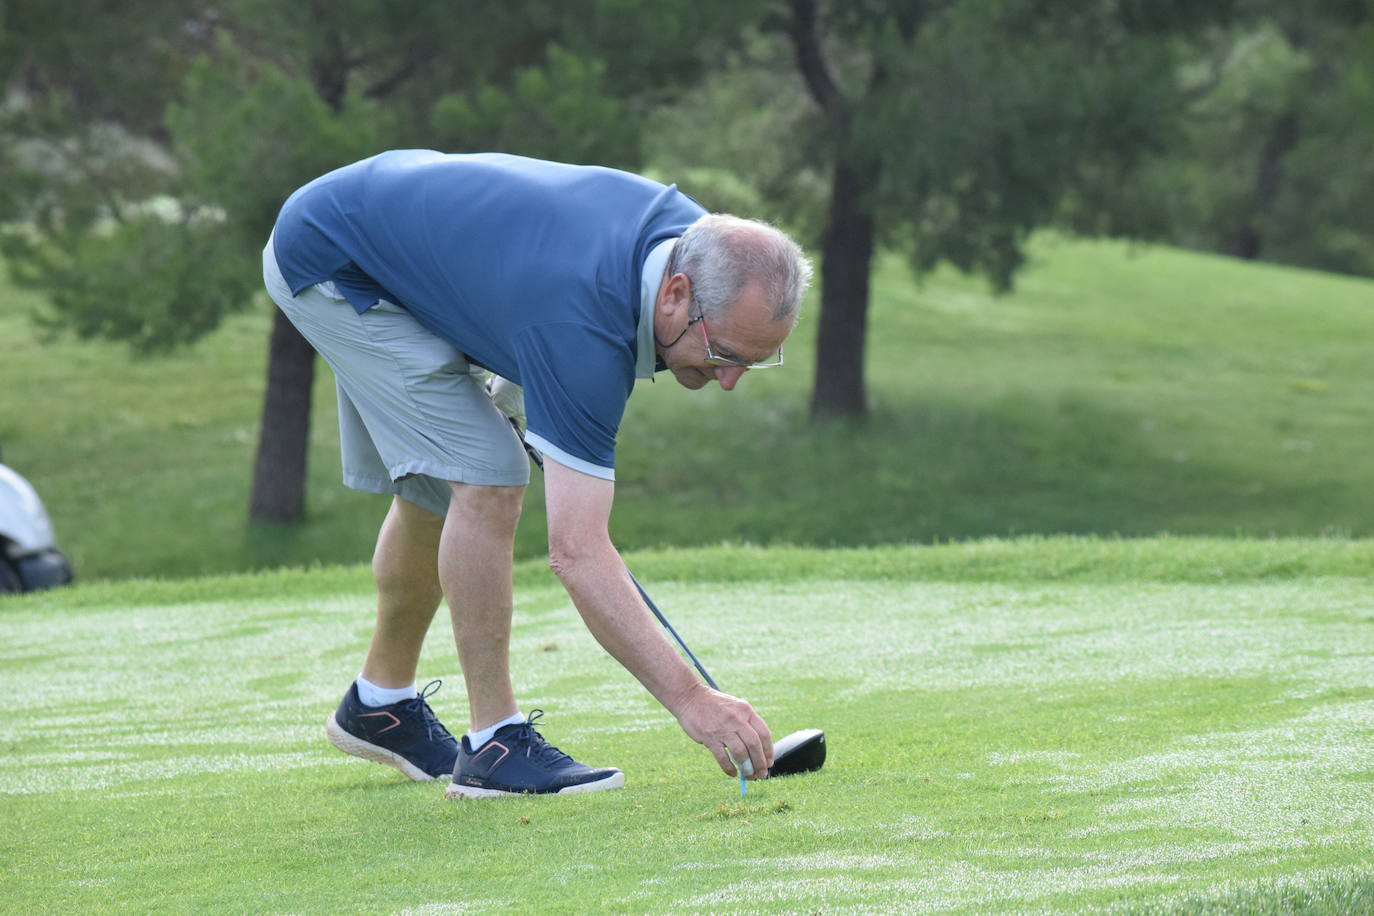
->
xmin=604 ymin=391 xmax=1356 ymax=554
xmin=172 ymin=389 xmax=1366 ymax=578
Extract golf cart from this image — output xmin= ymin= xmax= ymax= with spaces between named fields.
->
xmin=0 ymin=456 xmax=74 ymax=594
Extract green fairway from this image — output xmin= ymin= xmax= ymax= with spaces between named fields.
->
xmin=5 ymin=540 xmax=1372 ymax=913
xmin=6 ymin=236 xmax=1374 ymax=582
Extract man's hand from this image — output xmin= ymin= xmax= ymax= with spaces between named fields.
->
xmin=486 ymin=375 xmax=525 ymax=431
xmin=673 ymin=683 xmax=774 ymax=780
xmin=473 ymin=368 xmax=527 ymax=431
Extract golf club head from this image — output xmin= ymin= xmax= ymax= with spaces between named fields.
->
xmin=765 ymin=728 xmax=825 ymax=778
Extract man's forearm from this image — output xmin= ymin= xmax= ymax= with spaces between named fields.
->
xmin=552 ymin=543 xmax=705 ymax=715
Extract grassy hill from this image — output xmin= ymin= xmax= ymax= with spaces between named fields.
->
xmin=4 ymin=235 xmax=1374 ymax=581
xmin=3 ymin=540 xmax=1372 ymax=913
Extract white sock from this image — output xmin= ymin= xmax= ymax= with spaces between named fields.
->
xmin=355 ymin=675 xmax=418 ymax=707
xmin=466 ymin=712 xmax=526 ymax=749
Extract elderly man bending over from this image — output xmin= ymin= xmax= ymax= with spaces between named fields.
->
xmin=263 ymin=150 xmax=811 ymax=797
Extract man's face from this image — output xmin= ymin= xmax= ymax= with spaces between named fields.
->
xmin=655 ymin=274 xmax=790 ymax=392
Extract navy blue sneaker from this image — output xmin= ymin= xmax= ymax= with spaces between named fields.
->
xmin=325 ymin=679 xmax=460 ymax=781
xmin=444 ymin=710 xmax=624 ymax=798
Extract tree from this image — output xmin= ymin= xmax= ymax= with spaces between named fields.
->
xmin=785 ymin=0 xmax=1250 ymax=418
xmin=2 ymin=0 xmax=765 ymax=524
xmin=0 ymin=3 xmax=392 ymax=522
xmin=1072 ymin=1 xmax=1374 ymax=276
xmin=648 ymin=2 xmax=1240 ymax=419
xmin=167 ymin=33 xmax=388 ymax=523
xmin=0 ymin=1 xmax=222 ymax=349
xmin=231 ymin=0 xmax=768 ymax=522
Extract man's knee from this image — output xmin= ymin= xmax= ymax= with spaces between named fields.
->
xmin=446 ymin=482 xmax=525 ymax=530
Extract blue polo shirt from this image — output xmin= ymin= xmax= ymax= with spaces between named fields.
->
xmin=271 ymin=150 xmax=706 ymax=479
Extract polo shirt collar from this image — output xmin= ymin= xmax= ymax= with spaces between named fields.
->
xmin=637 ymin=238 xmax=677 ymax=379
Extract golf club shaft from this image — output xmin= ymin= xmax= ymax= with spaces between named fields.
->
xmin=627 ymin=571 xmax=719 ymax=691
xmin=513 ymin=424 xmax=720 ymax=690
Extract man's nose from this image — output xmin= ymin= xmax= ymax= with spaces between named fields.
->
xmin=714 ymin=366 xmax=748 ymax=390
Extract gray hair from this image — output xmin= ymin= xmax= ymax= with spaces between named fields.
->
xmin=666 ymin=214 xmax=812 ymax=327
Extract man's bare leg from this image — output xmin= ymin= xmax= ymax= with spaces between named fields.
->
xmin=440 ymin=481 xmax=525 ymax=732
xmin=326 ymin=494 xmax=456 ymax=782
xmin=439 ymin=478 xmax=626 ymax=798
xmin=360 ymin=495 xmax=446 ymax=688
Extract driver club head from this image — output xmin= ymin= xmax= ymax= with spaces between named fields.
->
xmin=765 ymin=728 xmax=826 ymax=778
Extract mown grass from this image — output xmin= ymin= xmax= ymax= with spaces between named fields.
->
xmin=5 ymin=235 xmax=1374 ymax=581
xmin=3 ymin=540 xmax=1372 ymax=913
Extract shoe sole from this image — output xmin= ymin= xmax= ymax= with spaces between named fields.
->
xmin=325 ymin=713 xmax=449 ymax=782
xmin=442 ymin=771 xmax=625 ymax=799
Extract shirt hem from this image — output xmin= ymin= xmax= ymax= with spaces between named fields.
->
xmin=524 ymin=433 xmax=615 ymax=481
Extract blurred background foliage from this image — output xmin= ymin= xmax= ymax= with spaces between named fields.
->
xmin=2 ymin=0 xmax=1372 ymax=577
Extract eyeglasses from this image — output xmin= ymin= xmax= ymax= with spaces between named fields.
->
xmin=693 ymin=313 xmax=785 ymax=369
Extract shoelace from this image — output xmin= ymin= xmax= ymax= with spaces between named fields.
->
xmin=508 ymin=709 xmax=575 ymax=766
xmin=402 ymin=679 xmax=455 ymax=743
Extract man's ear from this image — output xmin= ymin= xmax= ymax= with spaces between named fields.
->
xmin=660 ymin=273 xmax=692 ymax=318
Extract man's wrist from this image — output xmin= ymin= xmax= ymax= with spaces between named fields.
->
xmin=665 ymin=677 xmax=710 ymax=719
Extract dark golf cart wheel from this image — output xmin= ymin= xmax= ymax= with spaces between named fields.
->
xmin=0 ymin=552 xmax=22 ymax=594
xmin=16 ymin=549 xmax=73 ymax=591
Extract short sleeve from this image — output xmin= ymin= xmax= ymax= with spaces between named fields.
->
xmin=513 ymin=322 xmax=635 ymax=479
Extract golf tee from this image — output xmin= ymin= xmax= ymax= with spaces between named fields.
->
xmin=726 ymin=749 xmax=749 ymax=796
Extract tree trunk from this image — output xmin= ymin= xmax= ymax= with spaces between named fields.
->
xmin=245 ymin=16 xmax=345 ymax=528
xmin=809 ymin=160 xmax=876 ymax=420
xmin=1225 ymin=110 xmax=1299 ymax=261
xmin=248 ymin=308 xmax=316 ymax=524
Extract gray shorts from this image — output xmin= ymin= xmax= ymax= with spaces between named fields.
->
xmin=261 ymin=239 xmax=529 ymax=518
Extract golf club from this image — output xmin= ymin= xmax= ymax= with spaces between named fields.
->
xmin=510 ymin=417 xmax=825 ymax=779
xmin=627 ymin=571 xmax=826 ymax=779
